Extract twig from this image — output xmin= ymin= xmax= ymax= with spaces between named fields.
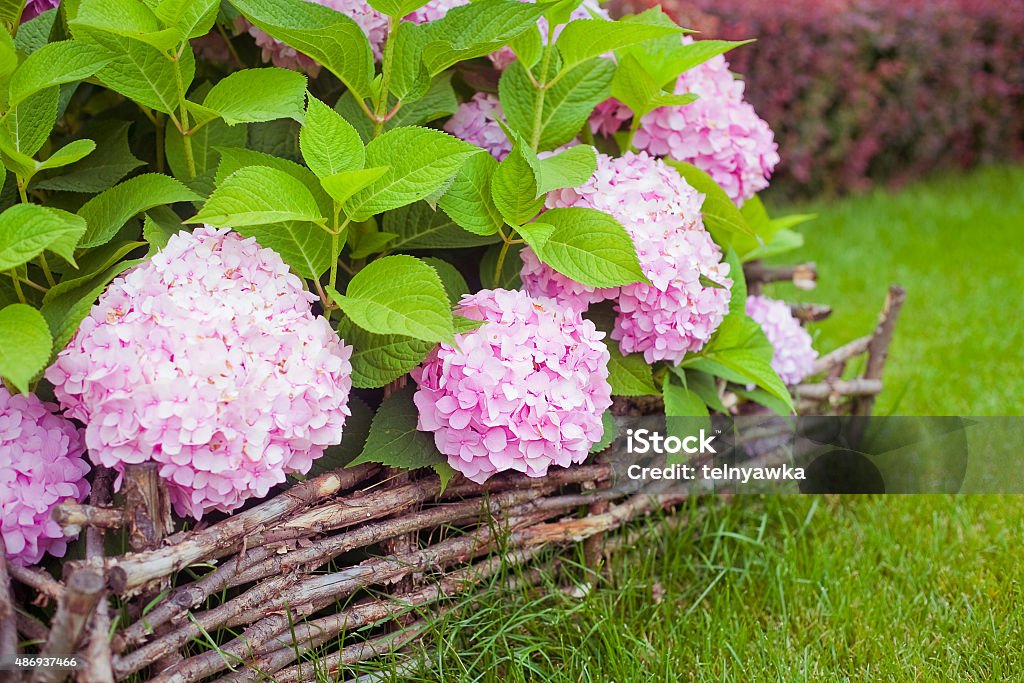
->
xmin=124 ymin=464 xmax=173 ymax=554
xmin=744 ymin=262 xmax=817 ymax=290
xmin=795 ymin=379 xmax=883 ymax=400
xmin=79 ymin=469 xmax=115 ymax=683
xmin=854 ymin=285 xmax=906 ymax=418
xmin=811 ymin=336 xmax=872 ymax=375
xmin=52 ymin=503 xmax=125 ymax=533
xmin=16 ymin=612 xmax=50 ymax=644
xmin=0 ymin=539 xmax=17 ymax=657
xmin=30 ymin=569 xmax=105 ymax=683
xmin=9 ymin=565 xmax=63 ymax=601
xmin=790 ymin=302 xmax=833 ymax=323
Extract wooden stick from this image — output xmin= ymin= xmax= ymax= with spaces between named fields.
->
xmin=790 ymin=302 xmax=833 ymax=323
xmin=8 ymin=565 xmax=63 ymax=600
xmin=795 ymin=379 xmax=883 ymax=400
xmin=16 ymin=612 xmax=50 ymax=644
xmin=79 ymin=469 xmax=115 ymax=683
xmin=106 ymin=464 xmax=379 ymax=595
xmin=30 ymin=568 xmax=105 ymax=683
xmin=811 ymin=336 xmax=872 ymax=376
xmin=0 ymin=539 xmax=17 ymax=657
xmin=855 ymin=285 xmax=906 ymax=418
xmin=124 ymin=464 xmax=173 ymax=554
xmin=52 ymin=503 xmax=125 ymax=533
xmin=744 ymin=262 xmax=817 ymax=290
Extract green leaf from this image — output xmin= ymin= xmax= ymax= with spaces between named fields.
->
xmin=385 ymin=201 xmax=501 ymax=250
xmin=143 ymin=206 xmax=180 ymax=255
xmin=741 ymin=228 xmax=805 ymax=262
xmin=421 ymin=256 xmax=469 ymax=305
xmin=234 ymin=220 xmax=333 ymax=280
xmin=33 ymin=121 xmax=144 ymax=193
xmin=491 ymin=135 xmax=543 ymax=226
xmin=166 ymin=118 xmax=247 ymax=194
xmin=0 ymin=204 xmax=87 ymax=270
xmin=686 ymin=313 xmax=794 ymax=413
xmin=8 ymin=41 xmax=113 ymax=108
xmin=733 ymin=386 xmax=792 ymax=417
xmin=79 ymin=174 xmax=202 ymax=248
xmin=340 ymin=317 xmax=433 ymax=389
xmin=0 ymin=0 xmax=26 ymax=32
xmin=536 ymin=144 xmax=596 ymax=195
xmin=307 ymin=396 xmax=375 ymax=476
xmin=419 ymin=0 xmax=549 ymax=75
xmin=1 ymin=87 xmax=58 ymax=158
xmin=663 ymin=378 xmax=709 ymax=417
xmin=154 ymin=0 xmax=219 ymax=41
xmin=517 ymin=221 xmax=554 ymax=256
xmin=437 ymin=153 xmax=503 ymax=237
xmin=328 ymin=254 xmax=454 ymax=344
xmin=556 ymin=18 xmax=681 ymax=70
xmin=680 ymin=368 xmax=727 ymax=413
xmin=348 ymin=384 xmax=447 ymax=473
xmin=388 ymin=20 xmax=428 ymax=102
xmin=78 ymin=33 xmax=193 ymax=115
xmin=539 ymin=207 xmax=646 ymax=288
xmin=190 ymin=166 xmax=324 ymax=229
xmin=607 ymin=340 xmax=657 ymax=396
xmin=320 ymin=166 xmax=389 ymax=207
xmin=508 ymin=23 xmax=542 ymax=69
xmin=213 ymin=146 xmax=332 ymax=215
xmin=14 ymin=10 xmax=58 ymax=55
xmin=500 ymin=57 xmax=613 ymax=150
xmin=229 ymin=0 xmax=374 ymax=100
xmin=344 ymin=126 xmax=481 ymax=222
xmin=384 ymin=72 xmax=458 ymax=130
xmin=71 ymin=0 xmax=180 ymax=52
xmin=347 ymin=229 xmax=396 ymax=259
xmin=202 ymin=68 xmax=308 ymax=125
xmin=366 ymin=0 xmax=429 ymax=18
xmin=0 ymin=304 xmax=52 ymax=394
xmin=34 ymin=139 xmax=97 ymax=173
xmin=610 ymin=54 xmax=697 ymax=121
xmin=300 ymin=96 xmax=364 ymax=179
xmin=590 ymin=410 xmax=618 ymax=453
xmin=666 ymin=160 xmax=755 ymax=244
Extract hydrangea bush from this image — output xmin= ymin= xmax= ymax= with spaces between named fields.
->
xmin=0 ymin=0 xmax=819 ymax=561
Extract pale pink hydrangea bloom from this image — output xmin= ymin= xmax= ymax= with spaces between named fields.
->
xmin=443 ymin=93 xmax=512 ymax=160
xmin=490 ymin=0 xmax=609 ymax=70
xmin=47 ymin=227 xmax=353 ymax=519
xmin=632 ymin=37 xmax=780 ymax=205
xmin=745 ymin=295 xmax=817 ymax=385
xmin=243 ymin=0 xmax=468 ymax=72
xmin=588 ymin=99 xmax=632 ymax=138
xmin=21 ymin=0 xmax=59 ymax=21
xmin=1 ymin=388 xmax=89 ymax=566
xmin=412 ymin=288 xmax=612 ymax=484
xmin=521 ymin=152 xmax=732 ymax=364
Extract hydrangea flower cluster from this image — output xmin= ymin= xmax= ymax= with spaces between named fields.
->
xmin=443 ymin=93 xmax=512 ymax=160
xmin=412 ymin=288 xmax=612 ymax=484
xmin=632 ymin=38 xmax=779 ymax=205
xmin=1 ymin=388 xmax=90 ymax=567
xmin=243 ymin=0 xmax=468 ymax=71
xmin=745 ymin=295 xmax=818 ymax=385
xmin=47 ymin=227 xmax=354 ymax=519
xmin=521 ymin=152 xmax=732 ymax=364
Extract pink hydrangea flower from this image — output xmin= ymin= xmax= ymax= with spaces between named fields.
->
xmin=243 ymin=0 xmax=468 ymax=72
xmin=412 ymin=288 xmax=612 ymax=484
xmin=632 ymin=37 xmax=780 ymax=205
xmin=522 ymin=152 xmax=732 ymax=364
xmin=1 ymin=388 xmax=89 ymax=566
xmin=443 ymin=93 xmax=512 ymax=160
xmin=490 ymin=0 xmax=609 ymax=70
xmin=745 ymin=295 xmax=817 ymax=385
xmin=588 ymin=99 xmax=632 ymax=138
xmin=47 ymin=227 xmax=353 ymax=519
xmin=22 ymin=0 xmax=59 ymax=21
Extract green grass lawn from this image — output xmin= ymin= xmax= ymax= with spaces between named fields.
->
xmin=765 ymin=164 xmax=1024 ymax=416
xmin=322 ymin=166 xmax=1024 ymax=682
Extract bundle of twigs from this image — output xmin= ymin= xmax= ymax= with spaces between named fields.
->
xmin=0 ymin=278 xmax=904 ymax=683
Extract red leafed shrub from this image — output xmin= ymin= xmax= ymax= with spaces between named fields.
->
xmin=615 ymin=0 xmax=1024 ymax=197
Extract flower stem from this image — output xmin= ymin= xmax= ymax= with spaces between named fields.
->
xmin=37 ymin=254 xmax=56 ymax=288
xmin=373 ymin=17 xmax=398 ymax=139
xmin=9 ymin=272 xmax=26 ymax=304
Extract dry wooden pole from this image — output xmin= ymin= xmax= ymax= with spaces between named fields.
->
xmin=811 ymin=336 xmax=872 ymax=376
xmin=124 ymin=464 xmax=173 ymax=554
xmin=30 ymin=568 xmax=105 ymax=683
xmin=855 ymin=285 xmax=906 ymax=418
xmin=744 ymin=261 xmax=817 ymax=290
xmin=795 ymin=379 xmax=884 ymax=400
xmin=106 ymin=464 xmax=379 ymax=594
xmin=0 ymin=538 xmax=18 ymax=657
xmin=52 ymin=503 xmax=125 ymax=533
xmin=79 ymin=468 xmax=116 ymax=683
xmin=8 ymin=565 xmax=63 ymax=601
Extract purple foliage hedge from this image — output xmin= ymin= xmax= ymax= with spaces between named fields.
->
xmin=618 ymin=0 xmax=1024 ymax=197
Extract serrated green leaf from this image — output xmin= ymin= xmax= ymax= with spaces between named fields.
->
xmin=143 ymin=206 xmax=180 ymax=256
xmin=0 ymin=204 xmax=86 ymax=270
xmin=340 ymin=317 xmax=433 ymax=389
xmin=419 ymin=0 xmax=549 ymax=75
xmin=590 ymin=410 xmax=618 ymax=453
xmin=348 ymin=230 xmax=397 ymax=260
xmin=385 ymin=201 xmax=500 ymax=250
xmin=556 ymin=18 xmax=681 ymax=70
xmin=666 ymin=160 xmax=755 ymax=244
xmin=8 ymin=41 xmax=112 ymax=108
xmin=12 ymin=10 xmax=56 ymax=55
xmin=34 ymin=139 xmax=97 ymax=173
xmin=76 ymin=33 xmax=193 ymax=115
xmin=536 ymin=144 xmax=596 ymax=195
xmin=733 ymin=386 xmax=792 ymax=417
xmin=366 ymin=0 xmax=429 ymax=17
xmin=213 ymin=146 xmax=332 ymax=216
xmin=229 ymin=0 xmax=374 ymax=100
xmin=539 ymin=206 xmax=646 ymax=288
xmin=71 ymin=0 xmax=180 ymax=52
xmin=500 ymin=56 xmax=613 ymax=150
xmin=33 ymin=121 xmax=143 ymax=193
xmin=385 ymin=72 xmax=458 ymax=130
xmin=0 ymin=304 xmax=51 ymax=394
xmin=236 ymin=220 xmax=333 ymax=280
xmin=679 ymin=368 xmax=727 ymax=413
xmin=517 ymin=221 xmax=554 ymax=256
xmin=320 ymin=166 xmax=388 ymax=208
xmin=491 ymin=135 xmax=543 ymax=226
xmin=611 ymin=54 xmax=697 ymax=121
xmin=190 ymin=165 xmax=324 ymax=228
xmin=607 ymin=340 xmax=657 ymax=396
xmin=328 ymin=254 xmax=454 ymax=344
xmin=202 ymin=68 xmax=307 ymax=126
xmin=154 ymin=0 xmax=219 ymax=40
xmin=422 ymin=256 xmax=469 ymax=305
xmin=663 ymin=378 xmax=709 ymax=417
xmin=348 ymin=384 xmax=447 ymax=472
xmin=1 ymin=87 xmax=58 ymax=158
xmin=79 ymin=173 xmax=202 ymax=248
xmin=437 ymin=152 xmax=503 ymax=237
xmin=509 ymin=23 xmax=541 ymax=68
xmin=388 ymin=20 xmax=428 ymax=102
xmin=345 ymin=127 xmax=481 ymax=222
xmin=300 ymin=96 xmax=364 ymax=179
